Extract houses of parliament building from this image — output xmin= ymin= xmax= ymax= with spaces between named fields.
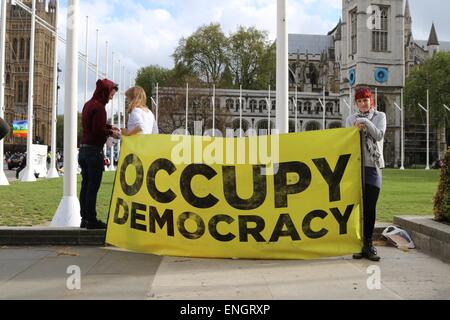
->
xmin=3 ymin=0 xmax=57 ymax=149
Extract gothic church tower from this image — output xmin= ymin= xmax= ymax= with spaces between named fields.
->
xmin=340 ymin=0 xmax=406 ymax=167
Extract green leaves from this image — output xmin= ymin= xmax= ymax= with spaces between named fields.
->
xmin=172 ymin=24 xmax=275 ymax=89
xmin=405 ymin=52 xmax=450 ymax=128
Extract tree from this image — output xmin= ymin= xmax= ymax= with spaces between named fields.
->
xmin=405 ymin=52 xmax=450 ymax=129
xmin=227 ymin=26 xmax=272 ymax=89
xmin=56 ymin=114 xmax=83 ymax=149
xmin=135 ymin=65 xmax=174 ymax=107
xmin=433 ymin=148 xmax=450 ymax=222
xmin=256 ymin=41 xmax=276 ymax=90
xmin=173 ymin=23 xmax=228 ymax=85
xmin=157 ymin=91 xmax=232 ymax=135
xmin=405 ymin=52 xmax=450 ymax=159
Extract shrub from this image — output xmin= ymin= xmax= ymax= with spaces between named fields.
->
xmin=433 ymin=148 xmax=450 ymax=222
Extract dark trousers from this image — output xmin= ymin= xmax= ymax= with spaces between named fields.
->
xmin=363 ymin=184 xmax=381 ymax=242
xmin=78 ymin=146 xmax=104 ymax=222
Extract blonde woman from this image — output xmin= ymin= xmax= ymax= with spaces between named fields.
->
xmin=121 ymin=86 xmax=159 ymax=136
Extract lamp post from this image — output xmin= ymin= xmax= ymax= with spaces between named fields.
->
xmin=394 ymin=89 xmax=405 ymax=170
xmin=418 ymin=90 xmax=430 ymax=170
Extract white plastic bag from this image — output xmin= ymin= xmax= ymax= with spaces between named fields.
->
xmin=382 ymin=226 xmax=415 ymax=249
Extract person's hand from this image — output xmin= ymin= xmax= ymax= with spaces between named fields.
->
xmin=354 ymin=120 xmax=367 ymax=130
xmin=111 ymin=129 xmax=121 ymax=139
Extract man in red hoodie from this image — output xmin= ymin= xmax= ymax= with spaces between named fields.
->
xmin=79 ymin=79 xmax=120 ymax=229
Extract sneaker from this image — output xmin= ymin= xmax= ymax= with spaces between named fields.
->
xmin=362 ymin=245 xmax=381 ymax=262
xmin=85 ymin=219 xmax=107 ymax=230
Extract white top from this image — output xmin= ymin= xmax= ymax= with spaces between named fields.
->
xmin=127 ymin=107 xmax=159 ymax=134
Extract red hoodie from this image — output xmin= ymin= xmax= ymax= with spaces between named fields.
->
xmin=80 ymin=79 xmax=118 ymax=147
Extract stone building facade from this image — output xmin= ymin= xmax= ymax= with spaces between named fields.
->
xmin=158 ymin=0 xmax=450 ymax=167
xmin=3 ymin=0 xmax=57 ymax=148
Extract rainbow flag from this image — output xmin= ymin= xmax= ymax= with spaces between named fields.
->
xmin=12 ymin=120 xmax=28 ymax=138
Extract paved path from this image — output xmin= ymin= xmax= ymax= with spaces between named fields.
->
xmin=0 ymin=245 xmax=449 ymax=300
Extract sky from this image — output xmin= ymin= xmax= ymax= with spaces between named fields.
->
xmin=50 ymin=0 xmax=450 ymax=114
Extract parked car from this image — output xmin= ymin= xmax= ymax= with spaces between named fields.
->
xmin=7 ymin=154 xmax=22 ymax=170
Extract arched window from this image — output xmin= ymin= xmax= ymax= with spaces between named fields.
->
xmin=226 ymin=99 xmax=234 ymax=110
xmin=326 ymin=102 xmax=334 ymax=114
xmin=44 ymin=43 xmax=48 ymax=65
xmin=305 ymin=121 xmax=321 ymax=131
xmin=257 ymin=120 xmax=275 ymax=135
xmin=12 ymin=38 xmax=18 ymax=60
xmin=43 ymin=84 xmax=47 ymax=106
xmin=249 ymin=99 xmax=257 ymax=113
xmin=304 ymin=102 xmax=312 ymax=114
xmin=328 ymin=122 xmax=342 ymax=129
xmin=259 ymin=100 xmax=266 ymax=113
xmin=372 ymin=7 xmax=389 ymax=52
xmin=17 ymin=81 xmax=23 ymax=103
xmin=297 ymin=101 xmax=303 ymax=114
xmin=235 ymin=99 xmax=241 ymax=112
xmin=315 ymin=102 xmax=321 ymax=114
xmin=19 ymin=38 xmax=25 ymax=60
xmin=26 ymin=38 xmax=30 ymax=60
xmin=232 ymin=118 xmax=250 ymax=133
xmin=24 ymin=81 xmax=29 ymax=103
xmin=41 ymin=124 xmax=46 ymax=144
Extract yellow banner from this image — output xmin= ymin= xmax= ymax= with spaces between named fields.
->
xmin=106 ymin=128 xmax=363 ymax=260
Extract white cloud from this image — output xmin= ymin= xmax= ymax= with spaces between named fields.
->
xmin=52 ymin=0 xmax=448 ymax=114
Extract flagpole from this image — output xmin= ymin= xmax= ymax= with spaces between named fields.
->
xmin=0 ymin=0 xmax=10 ymax=185
xmin=51 ymin=0 xmax=81 ymax=227
xmin=108 ymin=52 xmax=116 ymax=171
xmin=185 ymin=83 xmax=189 ymax=135
xmin=239 ymin=85 xmax=243 ymax=137
xmin=21 ymin=0 xmax=37 ymax=182
xmin=47 ymin=0 xmax=59 ymax=179
xmin=276 ymin=0 xmax=288 ymax=134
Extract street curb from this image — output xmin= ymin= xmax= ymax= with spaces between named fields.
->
xmin=0 ymin=227 xmax=105 ymax=246
xmin=0 ymin=224 xmax=389 ymax=246
xmin=394 ymin=215 xmax=450 ymax=263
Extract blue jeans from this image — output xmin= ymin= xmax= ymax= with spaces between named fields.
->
xmin=78 ymin=146 xmax=104 ymax=221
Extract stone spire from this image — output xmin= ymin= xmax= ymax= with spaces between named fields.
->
xmin=404 ymin=0 xmax=411 ymax=21
xmin=427 ymin=22 xmax=440 ymax=46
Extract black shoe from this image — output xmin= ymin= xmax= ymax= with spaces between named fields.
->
xmin=80 ymin=219 xmax=87 ymax=228
xmin=85 ymin=219 xmax=107 ymax=230
xmin=362 ymin=245 xmax=381 ymax=262
xmin=352 ymin=252 xmax=363 ymax=259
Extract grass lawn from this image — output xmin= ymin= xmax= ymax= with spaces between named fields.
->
xmin=0 ymin=169 xmax=441 ymax=226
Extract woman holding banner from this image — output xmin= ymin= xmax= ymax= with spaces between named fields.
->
xmin=346 ymin=87 xmax=386 ymax=262
xmin=121 ymin=86 xmax=159 ymax=136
